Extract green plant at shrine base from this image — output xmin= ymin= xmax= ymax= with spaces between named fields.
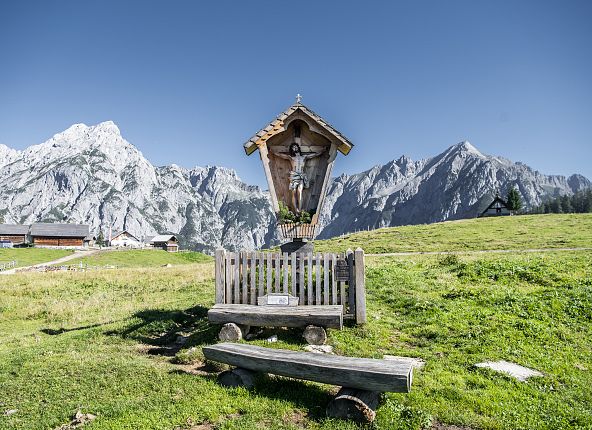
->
xmin=277 ymin=201 xmax=314 ymax=224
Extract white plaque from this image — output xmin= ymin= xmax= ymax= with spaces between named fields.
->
xmin=267 ymin=295 xmax=289 ymax=305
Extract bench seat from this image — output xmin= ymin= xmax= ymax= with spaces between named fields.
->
xmin=208 ymin=304 xmax=343 ymax=329
xmin=203 ymin=343 xmax=412 ymax=393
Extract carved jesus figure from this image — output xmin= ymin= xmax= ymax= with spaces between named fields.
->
xmin=275 ymin=143 xmax=326 ymax=213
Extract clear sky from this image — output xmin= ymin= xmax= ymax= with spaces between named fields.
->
xmin=1 ymin=0 xmax=591 ymax=187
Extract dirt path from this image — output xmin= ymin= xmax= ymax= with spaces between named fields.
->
xmin=366 ymin=247 xmax=592 ymax=257
xmin=0 ymin=249 xmax=102 ymax=275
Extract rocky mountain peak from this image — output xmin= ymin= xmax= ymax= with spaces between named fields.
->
xmin=449 ymin=140 xmax=483 ymax=157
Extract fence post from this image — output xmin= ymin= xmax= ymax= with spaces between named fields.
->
xmin=354 ymin=248 xmax=367 ymax=324
xmin=215 ymin=249 xmax=226 ymax=304
xmin=346 ymin=249 xmax=355 ymax=316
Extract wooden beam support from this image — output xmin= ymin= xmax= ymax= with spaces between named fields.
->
xmin=215 ymin=249 xmax=226 ymax=304
xmin=354 ymin=248 xmax=367 ymax=324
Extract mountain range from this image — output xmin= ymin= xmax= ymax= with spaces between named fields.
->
xmin=0 ymin=121 xmax=589 ymax=252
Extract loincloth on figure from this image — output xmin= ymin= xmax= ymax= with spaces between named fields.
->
xmin=289 ymin=171 xmax=310 ymax=189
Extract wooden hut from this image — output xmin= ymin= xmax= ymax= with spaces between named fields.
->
xmin=110 ymin=230 xmax=141 ymax=248
xmin=0 ymin=224 xmax=29 ymax=246
xmin=30 ymin=223 xmax=89 ymax=247
xmin=150 ymin=234 xmax=179 ymax=252
xmin=479 ymin=194 xmax=512 ymax=217
xmin=244 ymin=99 xmax=353 ymax=239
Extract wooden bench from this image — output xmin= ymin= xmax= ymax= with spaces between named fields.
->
xmin=210 ymin=249 xmax=366 ymax=343
xmin=203 ymin=343 xmax=413 ymax=422
xmin=208 ymin=304 xmax=344 ymax=329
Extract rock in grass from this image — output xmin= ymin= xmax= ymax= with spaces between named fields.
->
xmin=304 ymin=344 xmax=334 ymax=354
xmin=474 ymin=360 xmax=543 ymax=381
xmin=54 ymin=410 xmax=97 ymax=429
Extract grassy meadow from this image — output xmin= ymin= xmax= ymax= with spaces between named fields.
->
xmin=1 ymin=214 xmax=591 ymax=429
xmin=315 ymin=213 xmax=592 ymax=254
xmin=0 ymin=248 xmax=73 ymax=268
xmin=64 ymin=249 xmax=212 ymax=268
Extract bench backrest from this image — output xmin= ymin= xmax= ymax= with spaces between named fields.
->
xmin=215 ymin=248 xmax=366 ymax=324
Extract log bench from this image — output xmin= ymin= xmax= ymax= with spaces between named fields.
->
xmin=203 ymin=343 xmax=413 ymax=422
xmin=208 ymin=303 xmax=343 ymax=344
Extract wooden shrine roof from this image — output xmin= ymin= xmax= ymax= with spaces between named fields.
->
xmin=244 ymin=102 xmax=354 ymax=156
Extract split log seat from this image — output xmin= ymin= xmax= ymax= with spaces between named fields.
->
xmin=208 ymin=304 xmax=344 ymax=329
xmin=202 ymin=343 xmax=413 ymax=393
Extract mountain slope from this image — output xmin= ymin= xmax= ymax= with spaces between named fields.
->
xmin=0 ymin=123 xmax=589 ymax=250
xmin=317 ymin=141 xmax=589 ymax=237
xmin=0 ymin=122 xmax=275 ymax=252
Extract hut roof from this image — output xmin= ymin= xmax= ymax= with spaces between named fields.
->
xmin=30 ymin=223 xmax=89 ymax=238
xmin=112 ymin=230 xmax=139 ymax=241
xmin=150 ymin=234 xmax=177 ymax=243
xmin=480 ymin=195 xmax=510 ymax=216
xmin=244 ymin=102 xmax=354 ymax=156
xmin=0 ymin=224 xmax=30 ymax=235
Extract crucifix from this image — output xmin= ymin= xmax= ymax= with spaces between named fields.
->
xmin=274 ymin=134 xmax=326 ymax=213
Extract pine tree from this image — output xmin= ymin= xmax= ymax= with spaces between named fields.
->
xmin=96 ymin=230 xmax=105 ymax=247
xmin=506 ymin=187 xmax=522 ymax=212
xmin=561 ymin=195 xmax=572 ymax=213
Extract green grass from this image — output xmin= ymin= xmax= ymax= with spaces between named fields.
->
xmin=0 ymin=248 xmax=73 ymax=268
xmin=1 ymin=248 xmax=591 ymax=429
xmin=314 ymin=213 xmax=592 ymax=254
xmin=65 ymin=249 xmax=212 ymax=268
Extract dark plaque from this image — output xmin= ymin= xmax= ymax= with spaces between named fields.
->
xmin=335 ymin=258 xmax=349 ymax=281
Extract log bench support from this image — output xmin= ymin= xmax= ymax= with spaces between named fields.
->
xmin=218 ymin=322 xmax=250 ymax=342
xmin=203 ymin=343 xmax=412 ymax=423
xmin=326 ymin=388 xmax=382 ymax=422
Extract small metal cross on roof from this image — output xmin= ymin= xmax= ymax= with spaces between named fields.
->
xmin=296 ymin=93 xmax=302 ymax=104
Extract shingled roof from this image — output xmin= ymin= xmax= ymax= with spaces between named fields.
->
xmin=150 ymin=234 xmax=178 ymax=243
xmin=0 ymin=224 xmax=29 ymax=235
xmin=30 ymin=223 xmax=89 ymax=238
xmin=244 ymin=102 xmax=354 ymax=156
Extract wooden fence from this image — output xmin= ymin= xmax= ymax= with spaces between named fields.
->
xmin=0 ymin=260 xmax=17 ymax=272
xmin=215 ymin=248 xmax=366 ymax=324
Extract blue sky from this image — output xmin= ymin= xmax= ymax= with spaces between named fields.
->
xmin=1 ymin=0 xmax=591 ymax=187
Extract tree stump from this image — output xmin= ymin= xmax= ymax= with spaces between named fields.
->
xmin=218 ymin=323 xmax=250 ymax=342
xmin=218 ymin=367 xmax=256 ymax=389
xmin=326 ymin=388 xmax=382 ymax=423
xmin=302 ymin=325 xmax=327 ymax=345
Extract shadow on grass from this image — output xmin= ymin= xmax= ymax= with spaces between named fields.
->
xmin=252 ymin=375 xmax=335 ymax=421
xmin=41 ymin=321 xmax=115 ymax=335
xmin=108 ymin=304 xmax=219 ymax=356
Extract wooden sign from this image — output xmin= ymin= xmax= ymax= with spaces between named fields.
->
xmin=335 ymin=258 xmax=350 ymax=281
xmin=257 ymin=294 xmax=299 ymax=307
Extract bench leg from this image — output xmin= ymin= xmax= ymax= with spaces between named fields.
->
xmin=326 ymin=388 xmax=382 ymax=423
xmin=218 ymin=323 xmax=250 ymax=342
xmin=303 ymin=325 xmax=327 ymax=345
xmin=218 ymin=367 xmax=256 ymax=389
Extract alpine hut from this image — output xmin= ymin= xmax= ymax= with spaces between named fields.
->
xmin=30 ymin=223 xmax=90 ymax=247
xmin=479 ymin=194 xmax=512 ymax=217
xmin=149 ymin=234 xmax=179 ymax=252
xmin=110 ymin=230 xmax=142 ymax=248
xmin=0 ymin=224 xmax=29 ymax=246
